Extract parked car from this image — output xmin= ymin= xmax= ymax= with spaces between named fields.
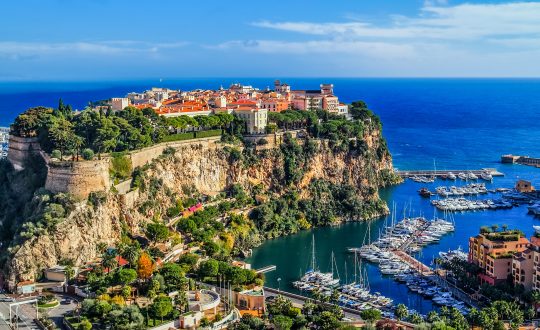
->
xmin=0 ymin=297 xmax=16 ymax=302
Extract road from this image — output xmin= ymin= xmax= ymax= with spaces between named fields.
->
xmin=0 ymin=293 xmax=39 ymax=330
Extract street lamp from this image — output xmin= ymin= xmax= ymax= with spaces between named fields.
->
xmin=277 ymin=278 xmax=281 ymax=295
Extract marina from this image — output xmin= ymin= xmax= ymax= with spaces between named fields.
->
xmin=396 ymin=168 xmax=504 ymax=179
xmin=346 ymin=216 xmax=472 ymax=315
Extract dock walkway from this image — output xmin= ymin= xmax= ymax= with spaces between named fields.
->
xmin=391 ymin=251 xmax=433 ymax=275
xmin=396 ymin=168 xmax=503 ymax=178
xmin=390 ymin=251 xmax=479 ymax=308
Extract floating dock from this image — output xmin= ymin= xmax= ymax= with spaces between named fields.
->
xmin=396 ymin=168 xmax=503 ymax=178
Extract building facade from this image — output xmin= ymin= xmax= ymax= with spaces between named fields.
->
xmin=468 ymin=231 xmax=530 ymax=285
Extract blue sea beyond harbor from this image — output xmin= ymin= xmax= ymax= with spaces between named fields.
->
xmin=2 ymin=78 xmax=540 ymax=314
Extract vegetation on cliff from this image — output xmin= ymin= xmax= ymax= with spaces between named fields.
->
xmin=10 ymin=102 xmax=236 ymax=159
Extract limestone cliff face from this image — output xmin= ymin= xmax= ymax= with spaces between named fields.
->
xmin=5 ymin=130 xmax=396 ymax=285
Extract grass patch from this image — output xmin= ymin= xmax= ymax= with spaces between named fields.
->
xmin=38 ymin=299 xmax=59 ymax=308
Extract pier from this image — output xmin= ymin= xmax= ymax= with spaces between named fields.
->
xmin=255 ymin=265 xmax=276 ymax=274
xmin=502 ymin=154 xmax=540 ymax=167
xmin=390 ymin=251 xmax=479 ymax=308
xmin=396 ymin=168 xmax=503 ymax=178
xmin=392 ymin=251 xmax=433 ymax=275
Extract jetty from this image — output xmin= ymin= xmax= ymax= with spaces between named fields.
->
xmin=502 ymin=154 xmax=540 ymax=167
xmin=396 ymin=168 xmax=503 ymax=178
xmin=255 ymin=265 xmax=276 ymax=274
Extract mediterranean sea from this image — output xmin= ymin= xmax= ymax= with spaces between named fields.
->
xmin=2 ymin=78 xmax=540 ymax=314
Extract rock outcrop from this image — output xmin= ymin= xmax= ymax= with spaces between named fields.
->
xmin=4 ymin=129 xmax=397 ymax=287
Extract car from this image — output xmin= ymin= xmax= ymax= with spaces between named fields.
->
xmin=265 ymin=296 xmax=277 ymax=302
xmin=0 ymin=297 xmax=15 ymax=302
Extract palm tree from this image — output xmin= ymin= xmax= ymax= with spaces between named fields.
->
xmin=122 ymin=245 xmax=141 ymax=269
xmin=102 ymin=250 xmax=118 ymax=272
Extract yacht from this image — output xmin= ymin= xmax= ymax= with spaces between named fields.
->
xmin=467 ymin=172 xmax=478 ymax=180
xmin=447 ymin=172 xmax=457 ymax=180
xmin=480 ymin=171 xmax=493 ymax=181
xmin=457 ymin=172 xmax=467 ymax=180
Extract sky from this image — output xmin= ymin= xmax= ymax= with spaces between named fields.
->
xmin=1 ymin=0 xmax=540 ymax=80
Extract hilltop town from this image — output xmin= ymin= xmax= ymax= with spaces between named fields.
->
xmin=104 ymin=80 xmax=350 ymax=134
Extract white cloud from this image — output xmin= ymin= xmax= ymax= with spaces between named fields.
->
xmin=252 ymin=2 xmax=540 ymax=42
xmin=0 ymin=41 xmax=188 ymax=60
xmin=212 ymin=39 xmax=416 ymax=59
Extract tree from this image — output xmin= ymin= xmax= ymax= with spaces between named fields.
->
xmin=137 ymin=253 xmax=154 ymax=280
xmin=102 ymin=250 xmax=118 ymax=272
xmin=198 ymin=259 xmax=219 ymax=279
xmin=409 ymin=313 xmax=423 ymax=324
xmin=150 ymin=295 xmax=173 ymax=323
xmin=78 ymin=318 xmax=92 ymax=330
xmin=272 ymin=315 xmax=293 ymax=330
xmin=146 ymin=223 xmax=169 ymax=244
xmin=122 ymin=285 xmax=132 ymax=299
xmin=395 ymin=304 xmax=408 ymax=320
xmin=360 ymin=308 xmax=382 ymax=324
xmin=64 ymin=265 xmax=75 ymax=282
xmin=160 ymin=263 xmax=186 ymax=292
xmin=116 ymin=268 xmax=137 ymax=285
xmin=121 ymin=244 xmax=141 ymax=268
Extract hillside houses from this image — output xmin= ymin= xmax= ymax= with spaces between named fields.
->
xmin=107 ymin=81 xmax=350 ymax=134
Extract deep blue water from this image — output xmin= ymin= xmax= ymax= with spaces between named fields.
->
xmin=2 ymin=78 xmax=540 ymax=314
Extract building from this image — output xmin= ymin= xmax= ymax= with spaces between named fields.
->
xmin=512 ymin=248 xmax=534 ymax=290
xmin=111 ymin=97 xmax=129 ymax=111
xmin=261 ymin=98 xmax=289 ymax=112
xmin=44 ymin=265 xmax=75 ymax=282
xmin=274 ymin=80 xmax=291 ymax=94
xmin=234 ymin=288 xmax=266 ymax=316
xmin=323 ymin=95 xmax=339 ymax=112
xmin=468 ymin=230 xmax=530 ymax=285
xmin=516 ymin=180 xmax=535 ymax=193
xmin=234 ymin=107 xmax=268 ymax=135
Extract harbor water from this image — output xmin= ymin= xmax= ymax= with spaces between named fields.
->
xmin=2 ymin=78 xmax=540 ymax=313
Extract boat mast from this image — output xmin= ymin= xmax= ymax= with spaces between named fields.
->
xmin=311 ymin=234 xmax=317 ymax=271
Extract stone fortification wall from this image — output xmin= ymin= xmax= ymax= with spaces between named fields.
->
xmin=129 ymin=136 xmax=222 ymax=169
xmin=7 ymin=135 xmax=42 ymax=171
xmin=44 ymin=159 xmax=111 ymax=199
xmin=7 ymin=134 xmax=224 ymax=199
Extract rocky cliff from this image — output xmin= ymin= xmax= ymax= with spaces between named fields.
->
xmin=3 ymin=128 xmax=398 ymax=286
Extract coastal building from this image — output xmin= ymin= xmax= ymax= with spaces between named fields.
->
xmin=468 ymin=230 xmax=529 ymax=285
xmin=234 ymin=288 xmax=266 ymax=316
xmin=111 ymin=97 xmax=129 ymax=111
xmin=512 ymin=248 xmax=534 ymax=290
xmin=516 ymin=179 xmax=535 ymax=193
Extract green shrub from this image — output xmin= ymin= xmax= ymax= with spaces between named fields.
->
xmin=195 ymin=129 xmax=222 ymax=139
xmin=51 ymin=149 xmax=61 ymax=159
xmin=81 ymin=148 xmax=95 ymax=160
xmin=162 ymin=132 xmax=194 ymax=142
xmin=110 ymin=154 xmax=132 ymax=180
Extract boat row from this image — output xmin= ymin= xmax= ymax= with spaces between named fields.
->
xmin=409 ymin=171 xmax=493 ymax=183
xmin=395 ymin=273 xmax=470 ymax=315
xmin=293 ymin=238 xmax=394 ymax=311
xmin=352 ymin=217 xmax=455 ymax=254
xmin=431 ymin=198 xmax=513 ymax=211
xmin=435 ymin=183 xmax=489 ymax=197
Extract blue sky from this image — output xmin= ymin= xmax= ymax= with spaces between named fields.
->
xmin=1 ymin=0 xmax=540 ymax=79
